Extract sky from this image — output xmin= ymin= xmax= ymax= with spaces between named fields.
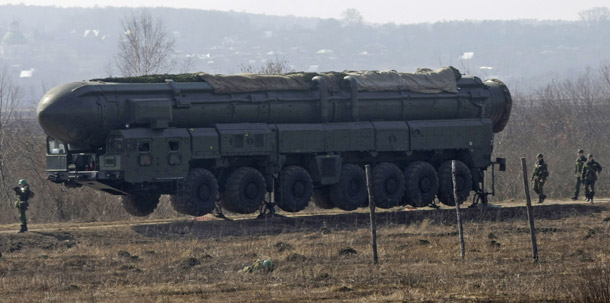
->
xmin=0 ymin=0 xmax=608 ymax=24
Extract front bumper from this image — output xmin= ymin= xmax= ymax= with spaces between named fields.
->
xmin=47 ymin=170 xmax=123 ymax=182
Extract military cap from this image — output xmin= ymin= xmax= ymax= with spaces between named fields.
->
xmin=536 ymin=153 xmax=543 ymax=158
xmin=578 ymin=149 xmax=584 ymax=153
xmin=18 ymin=179 xmax=27 ymax=185
xmin=588 ymin=154 xmax=593 ymax=158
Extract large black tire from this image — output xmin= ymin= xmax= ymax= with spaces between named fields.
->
xmin=437 ymin=160 xmax=473 ymax=206
xmin=312 ymin=186 xmax=335 ymax=209
xmin=372 ymin=162 xmax=406 ymax=209
xmin=276 ymin=166 xmax=313 ymax=212
xmin=170 ymin=168 xmax=218 ymax=216
xmin=121 ymin=190 xmax=161 ymax=217
xmin=330 ymin=164 xmax=367 ymax=211
xmin=403 ymin=161 xmax=439 ymax=207
xmin=221 ymin=167 xmax=267 ymax=214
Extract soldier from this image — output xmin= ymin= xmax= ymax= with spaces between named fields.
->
xmin=572 ymin=149 xmax=587 ymax=200
xmin=13 ymin=179 xmax=34 ymax=233
xmin=531 ymin=153 xmax=549 ymax=203
xmin=581 ymin=154 xmax=602 ymax=203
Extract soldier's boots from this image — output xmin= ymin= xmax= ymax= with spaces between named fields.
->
xmin=17 ymin=225 xmax=27 ymax=233
xmin=536 ymin=195 xmax=546 ymax=204
xmin=571 ymin=195 xmax=578 ymax=200
xmin=590 ymin=192 xmax=595 ymax=203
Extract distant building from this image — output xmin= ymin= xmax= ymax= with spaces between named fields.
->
xmin=1 ymin=20 xmax=27 ymax=45
xmin=0 ymin=20 xmax=29 ymax=56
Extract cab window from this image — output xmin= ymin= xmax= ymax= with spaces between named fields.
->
xmin=47 ymin=137 xmax=66 ymax=155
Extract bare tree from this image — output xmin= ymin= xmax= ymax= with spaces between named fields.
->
xmin=0 ymin=63 xmax=20 ymax=200
xmin=114 ymin=9 xmax=175 ymax=76
xmin=239 ymin=56 xmax=295 ymax=74
xmin=579 ymin=7 xmax=610 ymax=28
xmin=341 ymin=8 xmax=364 ymax=27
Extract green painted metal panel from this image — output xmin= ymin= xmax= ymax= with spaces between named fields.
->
xmin=324 ymin=122 xmax=374 ymax=152
xmin=216 ymin=123 xmax=273 ymax=156
xmin=277 ymin=124 xmax=325 ymax=153
xmin=189 ymin=128 xmax=220 ymax=159
xmin=127 ymin=98 xmax=173 ymax=128
xmin=408 ymin=119 xmax=492 ymax=152
xmin=372 ymin=121 xmax=410 ymax=151
xmin=114 ymin=128 xmax=191 ymax=183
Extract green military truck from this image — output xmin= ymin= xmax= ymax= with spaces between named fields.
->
xmin=38 ymin=67 xmax=511 ymax=216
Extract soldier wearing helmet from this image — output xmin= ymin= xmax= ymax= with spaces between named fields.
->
xmin=572 ymin=149 xmax=587 ymax=200
xmin=581 ymin=154 xmax=602 ymax=203
xmin=531 ymin=153 xmax=548 ymax=203
xmin=13 ymin=179 xmax=34 ymax=233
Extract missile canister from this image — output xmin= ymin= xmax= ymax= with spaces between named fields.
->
xmin=37 ymin=67 xmax=511 ymax=147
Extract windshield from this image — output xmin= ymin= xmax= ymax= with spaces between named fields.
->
xmin=47 ymin=137 xmax=66 ymax=155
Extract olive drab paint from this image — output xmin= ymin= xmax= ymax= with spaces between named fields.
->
xmin=37 ymin=68 xmax=512 ymax=217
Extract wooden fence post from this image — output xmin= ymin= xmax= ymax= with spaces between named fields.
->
xmin=521 ymin=157 xmax=539 ymax=262
xmin=452 ymin=160 xmax=466 ymax=259
xmin=364 ymin=164 xmax=379 ymax=265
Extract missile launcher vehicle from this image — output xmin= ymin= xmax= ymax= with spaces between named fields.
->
xmin=38 ymin=67 xmax=511 ymax=216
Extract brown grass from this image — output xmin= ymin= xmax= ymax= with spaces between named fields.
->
xmin=0 ymin=202 xmax=608 ymax=302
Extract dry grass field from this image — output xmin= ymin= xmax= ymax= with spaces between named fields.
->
xmin=0 ymin=200 xmax=609 ymax=303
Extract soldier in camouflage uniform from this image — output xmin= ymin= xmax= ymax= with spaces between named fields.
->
xmin=531 ymin=153 xmax=549 ymax=204
xmin=13 ymin=179 xmax=34 ymax=233
xmin=572 ymin=149 xmax=587 ymax=200
xmin=581 ymin=154 xmax=602 ymax=203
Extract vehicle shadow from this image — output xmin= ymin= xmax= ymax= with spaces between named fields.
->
xmin=131 ymin=203 xmax=606 ymax=239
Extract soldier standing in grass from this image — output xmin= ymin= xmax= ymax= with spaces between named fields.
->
xmin=13 ymin=179 xmax=34 ymax=233
xmin=572 ymin=149 xmax=587 ymax=200
xmin=581 ymin=154 xmax=602 ymax=203
xmin=531 ymin=153 xmax=549 ymax=204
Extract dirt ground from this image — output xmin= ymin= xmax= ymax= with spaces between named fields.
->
xmin=0 ymin=199 xmax=609 ymax=302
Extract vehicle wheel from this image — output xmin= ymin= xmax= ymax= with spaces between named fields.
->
xmin=437 ymin=160 xmax=473 ymax=206
xmin=170 ymin=168 xmax=218 ymax=216
xmin=222 ymin=167 xmax=267 ymax=214
xmin=403 ymin=161 xmax=439 ymax=207
xmin=330 ymin=164 xmax=367 ymax=211
xmin=371 ymin=162 xmax=406 ymax=209
xmin=276 ymin=166 xmax=313 ymax=212
xmin=312 ymin=186 xmax=334 ymax=209
xmin=121 ymin=189 xmax=161 ymax=217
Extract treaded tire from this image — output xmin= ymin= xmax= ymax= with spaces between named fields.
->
xmin=221 ymin=167 xmax=266 ymax=214
xmin=330 ymin=164 xmax=367 ymax=211
xmin=170 ymin=168 xmax=218 ymax=216
xmin=121 ymin=190 xmax=161 ymax=217
xmin=276 ymin=166 xmax=313 ymax=212
xmin=372 ymin=162 xmax=406 ymax=209
xmin=403 ymin=161 xmax=439 ymax=207
xmin=437 ymin=160 xmax=472 ymax=206
xmin=312 ymin=186 xmax=335 ymax=209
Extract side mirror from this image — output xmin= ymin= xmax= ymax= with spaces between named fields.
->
xmin=496 ymin=157 xmax=506 ymax=171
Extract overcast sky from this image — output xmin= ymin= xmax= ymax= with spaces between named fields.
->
xmin=0 ymin=0 xmax=608 ymax=24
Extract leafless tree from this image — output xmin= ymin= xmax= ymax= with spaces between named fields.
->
xmin=114 ymin=9 xmax=176 ymax=76
xmin=239 ymin=56 xmax=295 ymax=74
xmin=341 ymin=8 xmax=364 ymax=27
xmin=579 ymin=7 xmax=610 ymax=28
xmin=0 ymin=63 xmax=20 ymax=201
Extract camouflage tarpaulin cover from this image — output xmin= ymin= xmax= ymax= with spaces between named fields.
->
xmin=345 ymin=67 xmax=461 ymax=93
xmin=200 ymin=66 xmax=460 ymax=94
xmin=94 ymin=67 xmax=461 ymax=94
xmin=199 ymin=73 xmax=312 ymax=94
